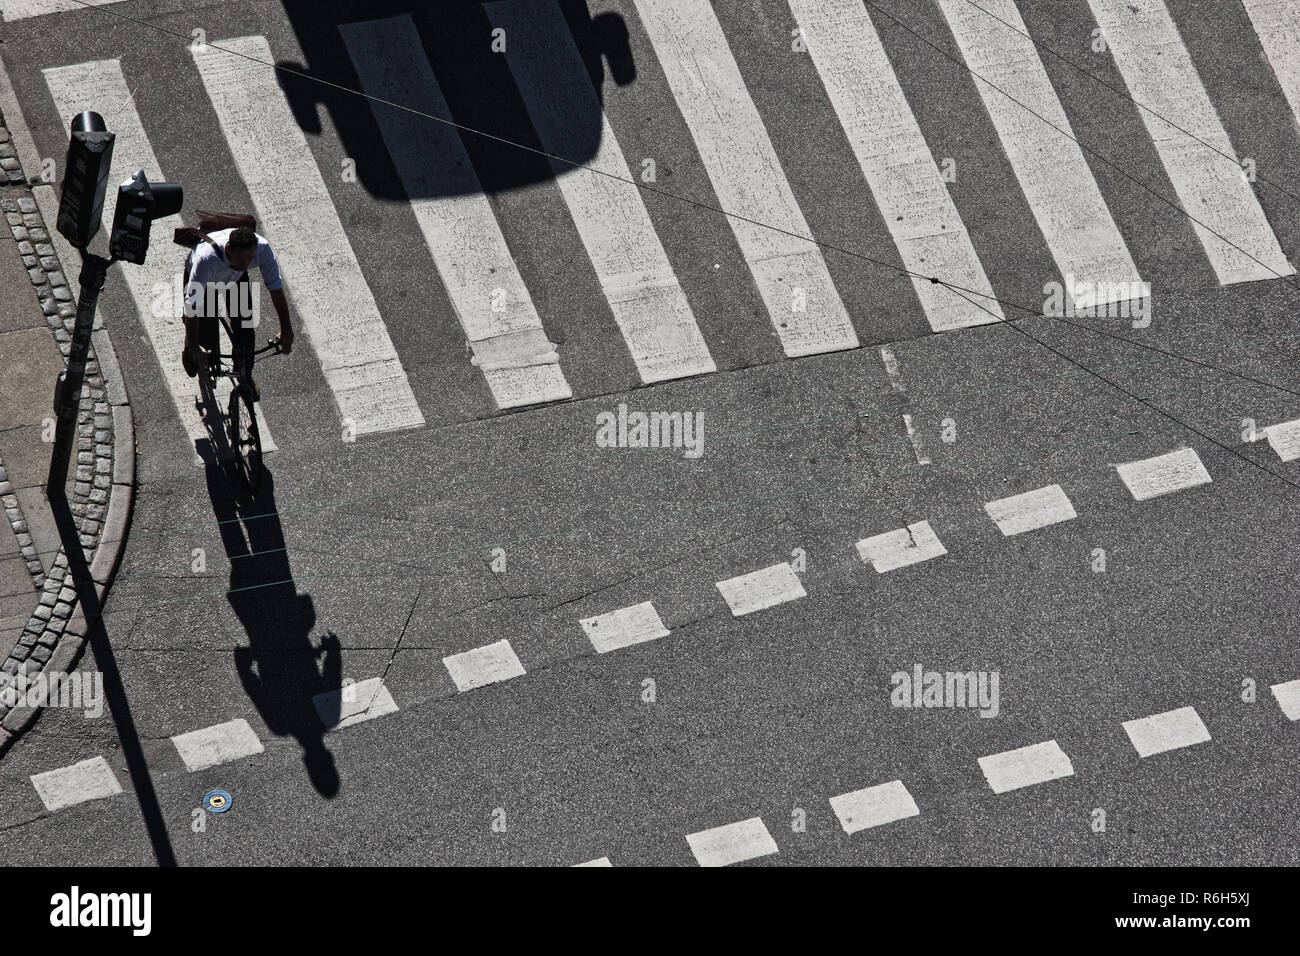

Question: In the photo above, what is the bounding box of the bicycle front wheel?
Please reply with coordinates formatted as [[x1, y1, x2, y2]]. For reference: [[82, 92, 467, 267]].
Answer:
[[227, 385, 263, 494]]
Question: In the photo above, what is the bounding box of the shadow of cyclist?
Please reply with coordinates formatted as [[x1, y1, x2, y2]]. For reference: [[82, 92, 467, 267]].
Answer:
[[202, 456, 342, 797]]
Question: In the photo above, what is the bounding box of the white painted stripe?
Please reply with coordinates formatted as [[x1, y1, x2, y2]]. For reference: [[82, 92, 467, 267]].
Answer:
[[486, 0, 715, 383], [1114, 447, 1212, 500], [1243, 0, 1300, 132], [580, 601, 670, 653], [978, 740, 1074, 793], [338, 16, 571, 409], [31, 756, 123, 811], [1263, 418, 1300, 461], [902, 413, 931, 466], [686, 817, 779, 866], [1122, 705, 1211, 757], [716, 562, 807, 616], [879, 346, 905, 392], [856, 520, 947, 572], [791, 0, 1001, 332], [938, 0, 1143, 308], [1089, 0, 1293, 284], [312, 677, 400, 730], [984, 484, 1077, 536], [1, 0, 121, 21], [634, 0, 859, 357], [573, 857, 613, 867], [1270, 678, 1300, 720], [829, 780, 920, 834], [42, 59, 278, 463], [171, 717, 265, 772], [193, 36, 424, 436], [444, 639, 526, 691]]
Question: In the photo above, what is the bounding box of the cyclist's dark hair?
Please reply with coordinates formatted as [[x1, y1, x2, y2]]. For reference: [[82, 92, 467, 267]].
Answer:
[[228, 226, 258, 251]]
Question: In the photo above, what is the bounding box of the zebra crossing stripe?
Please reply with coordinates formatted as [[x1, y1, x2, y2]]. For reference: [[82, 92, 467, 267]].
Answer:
[[1122, 705, 1211, 757], [338, 15, 572, 410], [42, 59, 278, 463], [685, 817, 779, 866], [1, 0, 122, 20], [1242, 0, 1300, 134], [192, 36, 425, 437], [938, 0, 1144, 309], [790, 0, 1002, 332], [31, 756, 123, 812], [633, 0, 860, 357], [486, 0, 716, 384], [171, 718, 265, 772], [1088, 0, 1294, 284]]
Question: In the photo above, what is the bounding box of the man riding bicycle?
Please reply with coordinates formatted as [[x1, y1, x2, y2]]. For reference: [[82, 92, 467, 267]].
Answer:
[[181, 224, 295, 398]]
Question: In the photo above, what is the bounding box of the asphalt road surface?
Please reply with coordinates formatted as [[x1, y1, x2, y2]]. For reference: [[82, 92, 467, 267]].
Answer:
[[1, 0, 1299, 866]]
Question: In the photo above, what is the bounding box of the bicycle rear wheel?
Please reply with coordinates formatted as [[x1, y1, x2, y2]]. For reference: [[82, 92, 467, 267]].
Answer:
[[227, 385, 263, 494]]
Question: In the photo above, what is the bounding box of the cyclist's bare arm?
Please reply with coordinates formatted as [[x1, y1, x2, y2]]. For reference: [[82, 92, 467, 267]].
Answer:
[[269, 287, 294, 354]]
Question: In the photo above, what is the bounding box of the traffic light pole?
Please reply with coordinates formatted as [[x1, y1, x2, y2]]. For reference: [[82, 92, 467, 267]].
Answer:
[[46, 251, 111, 500]]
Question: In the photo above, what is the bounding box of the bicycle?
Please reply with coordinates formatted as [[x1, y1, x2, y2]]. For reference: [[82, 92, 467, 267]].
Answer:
[[199, 311, 283, 494]]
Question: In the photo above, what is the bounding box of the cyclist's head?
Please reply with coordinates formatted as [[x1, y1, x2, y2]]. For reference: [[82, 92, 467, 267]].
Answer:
[[225, 227, 258, 271]]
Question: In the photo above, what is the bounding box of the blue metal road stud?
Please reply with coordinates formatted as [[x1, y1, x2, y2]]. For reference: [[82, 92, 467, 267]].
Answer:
[[203, 789, 233, 814]]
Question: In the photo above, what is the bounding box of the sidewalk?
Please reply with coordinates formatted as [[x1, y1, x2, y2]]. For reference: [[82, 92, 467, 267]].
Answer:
[[0, 101, 136, 756]]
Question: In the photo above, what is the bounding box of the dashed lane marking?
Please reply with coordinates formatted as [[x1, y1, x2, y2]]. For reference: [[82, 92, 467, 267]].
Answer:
[[580, 601, 671, 654], [1262, 418, 1300, 462], [1122, 705, 1211, 757], [715, 563, 807, 617], [856, 520, 947, 573], [685, 816, 779, 866], [443, 639, 527, 692], [1, 0, 122, 20], [313, 677, 400, 730], [171, 717, 265, 772], [829, 780, 920, 834], [984, 484, 1077, 536], [30, 756, 123, 812], [1114, 447, 1212, 500], [1270, 679, 1300, 720], [573, 857, 613, 867], [902, 413, 931, 465], [978, 740, 1075, 793]]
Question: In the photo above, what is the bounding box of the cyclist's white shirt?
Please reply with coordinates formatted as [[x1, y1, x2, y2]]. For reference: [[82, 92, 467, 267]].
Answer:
[[184, 229, 283, 315]]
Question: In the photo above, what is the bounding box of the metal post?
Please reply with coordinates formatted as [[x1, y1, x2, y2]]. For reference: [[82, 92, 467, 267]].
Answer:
[[46, 252, 110, 499]]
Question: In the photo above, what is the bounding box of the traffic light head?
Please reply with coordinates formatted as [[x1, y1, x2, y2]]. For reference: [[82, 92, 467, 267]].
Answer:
[[108, 170, 183, 265], [55, 111, 115, 249]]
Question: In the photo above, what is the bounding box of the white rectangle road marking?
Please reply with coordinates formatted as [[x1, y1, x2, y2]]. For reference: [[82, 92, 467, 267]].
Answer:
[[1122, 705, 1211, 757], [978, 740, 1075, 793], [42, 59, 278, 463], [444, 639, 526, 692], [573, 857, 613, 867], [338, 16, 571, 410], [791, 0, 1001, 332], [938, 0, 1144, 308], [1089, 0, 1293, 284], [1263, 418, 1300, 461], [856, 520, 947, 572], [1243, 0, 1300, 133], [829, 780, 920, 834], [1, 0, 121, 21], [580, 601, 670, 653], [634, 0, 859, 357], [313, 677, 400, 730], [984, 484, 1077, 536], [716, 563, 807, 616], [193, 36, 424, 436], [686, 817, 779, 866], [486, 0, 716, 384], [1270, 678, 1300, 720], [171, 718, 265, 772], [1114, 447, 1212, 500], [31, 756, 123, 811]]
